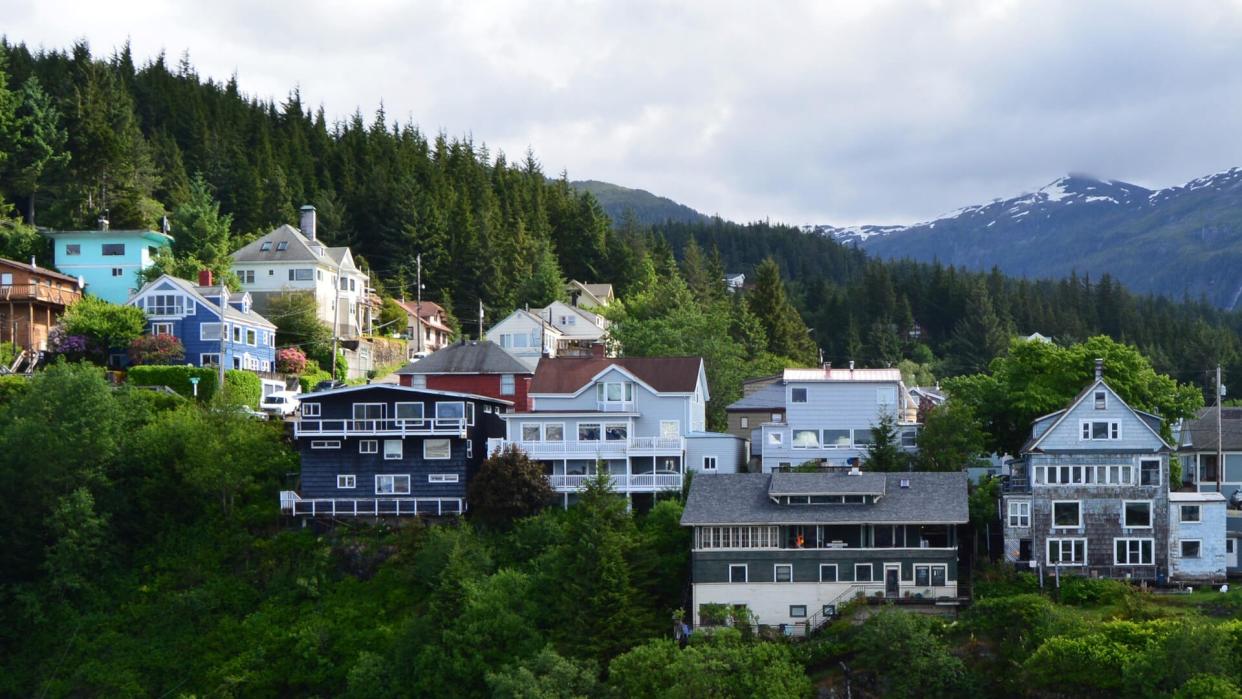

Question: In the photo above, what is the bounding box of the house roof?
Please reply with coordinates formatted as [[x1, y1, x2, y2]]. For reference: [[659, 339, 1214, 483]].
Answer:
[[1179, 407, 1242, 452], [680, 471, 969, 526], [129, 275, 276, 328], [395, 300, 452, 333], [566, 281, 614, 307], [395, 341, 532, 376], [783, 367, 902, 383], [1169, 491, 1226, 502], [299, 382, 513, 405], [768, 471, 888, 496], [489, 308, 561, 336], [541, 303, 607, 339], [726, 381, 786, 411], [530, 356, 703, 394], [43, 229, 173, 244], [231, 224, 355, 270], [1023, 378, 1170, 453], [0, 257, 82, 284]]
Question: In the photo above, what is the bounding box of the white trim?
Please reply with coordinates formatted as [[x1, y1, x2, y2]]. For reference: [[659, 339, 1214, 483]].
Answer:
[[374, 474, 411, 495], [818, 563, 838, 582], [383, 439, 403, 460], [1026, 379, 1170, 452], [311, 440, 340, 449], [199, 353, 221, 367], [854, 562, 874, 582], [1179, 539, 1202, 559], [1121, 500, 1153, 529], [1051, 500, 1082, 529], [359, 439, 378, 454], [729, 563, 748, 583], [1047, 537, 1087, 566], [424, 438, 452, 460], [428, 473, 459, 484], [1179, 504, 1202, 523], [1113, 537, 1155, 566], [702, 455, 718, 471], [773, 563, 793, 583], [1078, 419, 1121, 441], [337, 474, 356, 489], [301, 402, 321, 417], [1007, 499, 1031, 527]]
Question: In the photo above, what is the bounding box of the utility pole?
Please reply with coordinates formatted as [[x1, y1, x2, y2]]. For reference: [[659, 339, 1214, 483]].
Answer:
[[478, 300, 484, 341], [218, 284, 229, 391], [1217, 365, 1224, 493], [416, 254, 424, 354]]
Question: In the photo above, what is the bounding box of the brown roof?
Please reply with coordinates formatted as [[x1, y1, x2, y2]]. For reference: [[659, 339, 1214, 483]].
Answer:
[[396, 299, 452, 332], [531, 356, 703, 394], [0, 257, 81, 284]]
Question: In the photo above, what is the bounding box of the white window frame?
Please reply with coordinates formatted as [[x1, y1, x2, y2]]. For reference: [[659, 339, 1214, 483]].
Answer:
[[1139, 458, 1162, 487], [375, 474, 411, 495], [1079, 420, 1121, 441], [1007, 500, 1031, 527], [424, 439, 452, 460], [792, 429, 821, 449], [543, 423, 565, 442], [1122, 500, 1153, 529], [359, 439, 378, 454], [1094, 390, 1107, 410], [311, 440, 340, 449], [435, 401, 466, 425], [500, 373, 515, 395], [740, 416, 749, 428], [1180, 504, 1201, 523], [729, 564, 748, 583], [1114, 537, 1155, 566], [337, 474, 356, 489], [819, 564, 837, 582], [773, 563, 793, 583], [199, 322, 221, 341], [246, 328, 257, 345], [790, 387, 808, 403], [854, 563, 874, 582], [394, 402, 425, 424], [522, 423, 543, 442], [578, 423, 602, 442], [466, 440, 473, 458], [1051, 500, 1082, 529], [767, 431, 784, 446], [1180, 539, 1202, 559], [301, 402, 321, 417], [149, 321, 173, 336], [771, 413, 782, 423], [702, 456, 718, 471], [428, 474, 459, 484], [789, 605, 807, 618], [200, 353, 220, 367], [383, 439, 403, 460], [1047, 537, 1087, 566]]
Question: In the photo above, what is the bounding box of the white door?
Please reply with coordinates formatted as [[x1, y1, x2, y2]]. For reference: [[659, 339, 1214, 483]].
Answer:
[[661, 420, 680, 438], [1229, 538, 1238, 569]]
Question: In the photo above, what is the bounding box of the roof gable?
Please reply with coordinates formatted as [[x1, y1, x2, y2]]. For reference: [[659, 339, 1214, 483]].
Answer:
[[395, 341, 532, 375], [530, 356, 704, 395], [1025, 378, 1170, 453]]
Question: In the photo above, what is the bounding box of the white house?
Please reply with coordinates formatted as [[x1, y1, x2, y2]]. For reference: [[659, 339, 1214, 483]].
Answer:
[[538, 300, 609, 358], [230, 206, 371, 339], [485, 309, 562, 370]]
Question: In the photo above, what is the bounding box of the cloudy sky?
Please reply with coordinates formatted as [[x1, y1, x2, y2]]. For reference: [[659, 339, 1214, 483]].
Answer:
[[7, 0, 1242, 225]]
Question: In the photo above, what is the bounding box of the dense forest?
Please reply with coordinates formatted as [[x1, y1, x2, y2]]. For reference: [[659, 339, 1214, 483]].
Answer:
[[0, 38, 1239, 398]]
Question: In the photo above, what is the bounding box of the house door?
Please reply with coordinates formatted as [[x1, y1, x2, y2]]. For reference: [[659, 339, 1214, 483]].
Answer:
[[1228, 538, 1238, 569], [885, 566, 900, 597], [661, 420, 680, 438], [1019, 539, 1033, 562]]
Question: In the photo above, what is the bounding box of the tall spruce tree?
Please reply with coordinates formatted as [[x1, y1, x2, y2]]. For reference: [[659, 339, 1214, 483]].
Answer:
[[6, 76, 68, 224], [747, 257, 818, 364]]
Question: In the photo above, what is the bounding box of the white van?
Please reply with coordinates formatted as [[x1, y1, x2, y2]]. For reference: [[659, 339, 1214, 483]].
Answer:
[[260, 391, 301, 417]]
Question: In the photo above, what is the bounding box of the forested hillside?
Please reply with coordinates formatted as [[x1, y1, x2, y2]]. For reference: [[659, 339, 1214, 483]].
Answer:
[[570, 180, 710, 226]]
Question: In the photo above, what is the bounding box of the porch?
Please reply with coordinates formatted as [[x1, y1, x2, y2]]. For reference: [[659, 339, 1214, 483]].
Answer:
[[279, 491, 463, 517], [295, 417, 466, 438]]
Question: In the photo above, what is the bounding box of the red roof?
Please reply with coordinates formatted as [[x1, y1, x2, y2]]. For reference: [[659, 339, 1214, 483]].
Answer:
[[396, 299, 451, 332], [531, 356, 703, 394]]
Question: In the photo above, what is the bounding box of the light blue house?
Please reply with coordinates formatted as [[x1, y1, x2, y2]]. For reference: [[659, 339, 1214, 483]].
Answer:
[[127, 272, 277, 374], [753, 365, 919, 472], [488, 356, 746, 509], [1167, 492, 1227, 583], [45, 223, 173, 304]]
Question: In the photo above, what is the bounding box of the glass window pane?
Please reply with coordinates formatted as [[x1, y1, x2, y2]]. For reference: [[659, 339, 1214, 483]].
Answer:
[[544, 424, 564, 441]]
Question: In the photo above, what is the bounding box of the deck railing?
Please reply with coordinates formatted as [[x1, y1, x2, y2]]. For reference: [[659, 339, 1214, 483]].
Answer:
[[280, 491, 463, 517], [295, 417, 466, 437], [488, 436, 684, 458], [548, 472, 683, 492], [0, 284, 80, 305]]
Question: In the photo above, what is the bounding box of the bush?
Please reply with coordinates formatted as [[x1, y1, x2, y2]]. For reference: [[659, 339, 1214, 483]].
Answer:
[[1175, 675, 1242, 699], [1058, 576, 1132, 607], [223, 370, 262, 407], [1023, 633, 1128, 693], [128, 334, 185, 365], [972, 562, 1040, 599], [276, 347, 307, 374], [0, 375, 30, 406], [853, 610, 974, 698], [966, 594, 1078, 659], [127, 365, 262, 405], [298, 368, 333, 393]]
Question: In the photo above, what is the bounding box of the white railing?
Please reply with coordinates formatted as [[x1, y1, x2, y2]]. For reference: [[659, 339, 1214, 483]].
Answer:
[[596, 401, 635, 412], [280, 491, 463, 517], [548, 472, 683, 492], [488, 436, 684, 458], [295, 417, 466, 437]]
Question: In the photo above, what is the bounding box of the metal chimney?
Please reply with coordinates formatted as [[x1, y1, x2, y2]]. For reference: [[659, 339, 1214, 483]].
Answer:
[[1094, 358, 1104, 381], [98, 215, 110, 231], [299, 205, 317, 241]]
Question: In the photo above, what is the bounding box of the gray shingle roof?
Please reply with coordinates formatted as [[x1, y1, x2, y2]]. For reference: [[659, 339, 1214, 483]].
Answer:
[[726, 381, 786, 411], [129, 274, 276, 328], [231, 225, 356, 270], [395, 341, 531, 376], [1179, 406, 1242, 452], [680, 471, 969, 525], [768, 471, 887, 496]]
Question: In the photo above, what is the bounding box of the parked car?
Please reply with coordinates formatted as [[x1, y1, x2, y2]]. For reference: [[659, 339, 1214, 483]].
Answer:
[[239, 405, 270, 421], [314, 380, 346, 392], [261, 391, 301, 417]]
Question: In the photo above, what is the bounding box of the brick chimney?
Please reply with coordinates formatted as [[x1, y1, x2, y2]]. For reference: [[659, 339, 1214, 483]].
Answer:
[[198, 269, 213, 287], [300, 204, 317, 241]]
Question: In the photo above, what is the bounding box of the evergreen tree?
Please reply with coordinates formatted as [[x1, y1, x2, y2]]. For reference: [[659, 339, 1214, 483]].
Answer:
[[168, 174, 234, 277], [518, 238, 565, 309], [747, 257, 817, 364], [5, 76, 69, 224], [943, 280, 1009, 376], [863, 412, 907, 472]]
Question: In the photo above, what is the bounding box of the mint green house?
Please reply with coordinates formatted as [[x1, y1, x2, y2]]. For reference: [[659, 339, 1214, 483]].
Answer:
[[44, 225, 173, 304]]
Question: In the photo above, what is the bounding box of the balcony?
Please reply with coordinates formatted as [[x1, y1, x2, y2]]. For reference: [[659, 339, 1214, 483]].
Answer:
[[0, 284, 79, 306], [596, 400, 634, 412], [488, 436, 684, 459], [280, 491, 462, 516], [548, 472, 683, 493], [295, 417, 466, 438]]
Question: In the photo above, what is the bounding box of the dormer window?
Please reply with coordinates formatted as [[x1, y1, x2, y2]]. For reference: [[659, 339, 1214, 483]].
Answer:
[[596, 381, 633, 410], [260, 242, 272, 252], [276, 241, 288, 251], [1080, 420, 1120, 440], [1094, 391, 1107, 410]]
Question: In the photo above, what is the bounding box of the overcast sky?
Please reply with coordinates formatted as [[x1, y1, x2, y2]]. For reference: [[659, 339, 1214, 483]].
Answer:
[[7, 0, 1242, 225]]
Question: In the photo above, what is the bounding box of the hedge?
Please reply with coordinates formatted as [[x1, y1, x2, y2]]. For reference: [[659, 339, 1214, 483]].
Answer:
[[127, 365, 263, 405]]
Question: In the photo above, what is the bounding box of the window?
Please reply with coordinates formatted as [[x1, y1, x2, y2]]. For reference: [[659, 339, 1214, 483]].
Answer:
[[1048, 538, 1087, 565], [111, 268, 124, 276], [500, 374, 515, 395], [289, 268, 313, 281], [1181, 540, 1202, 559], [466, 403, 475, 426], [915, 565, 931, 586], [522, 423, 542, 441], [239, 270, 255, 284], [436, 402, 465, 424], [822, 429, 851, 448], [0, 274, 10, 286], [466, 441, 473, 458], [150, 322, 173, 335], [740, 416, 749, 428], [544, 424, 564, 442], [375, 474, 411, 495], [793, 429, 820, 448], [260, 241, 272, 251], [578, 424, 601, 441], [901, 429, 918, 448], [337, 475, 356, 489], [789, 605, 807, 618], [767, 431, 784, 446], [311, 440, 340, 449], [1180, 504, 1202, 523], [1229, 539, 1236, 555], [383, 440, 403, 460], [1094, 390, 1107, 409], [199, 322, 221, 341], [729, 564, 748, 583], [232, 325, 242, 342], [424, 439, 451, 459], [429, 474, 459, 483], [1052, 501, 1081, 529], [791, 388, 808, 403], [302, 402, 320, 417], [695, 526, 780, 550], [246, 329, 256, 345], [200, 353, 220, 366], [1123, 501, 1152, 528], [359, 440, 378, 454], [1080, 420, 1120, 440], [703, 456, 718, 471], [145, 293, 184, 315], [597, 381, 633, 405], [1114, 538, 1154, 565], [276, 241, 288, 251], [771, 413, 782, 423], [605, 423, 628, 441], [932, 567, 946, 586], [774, 564, 793, 583], [1140, 459, 1161, 486], [819, 564, 837, 582], [395, 402, 424, 424], [854, 563, 874, 582], [102, 243, 125, 256], [1008, 500, 1031, 527], [66, 244, 81, 256], [852, 428, 874, 447]]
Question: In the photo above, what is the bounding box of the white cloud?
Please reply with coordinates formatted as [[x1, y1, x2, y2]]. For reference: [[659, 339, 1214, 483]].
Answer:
[[6, 0, 1242, 225]]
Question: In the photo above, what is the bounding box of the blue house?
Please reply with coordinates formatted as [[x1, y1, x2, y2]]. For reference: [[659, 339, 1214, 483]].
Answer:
[[127, 272, 277, 373], [44, 222, 173, 304], [281, 384, 510, 517]]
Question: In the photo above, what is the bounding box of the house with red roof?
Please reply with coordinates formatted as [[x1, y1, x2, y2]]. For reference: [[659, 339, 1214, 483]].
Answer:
[[396, 299, 453, 356]]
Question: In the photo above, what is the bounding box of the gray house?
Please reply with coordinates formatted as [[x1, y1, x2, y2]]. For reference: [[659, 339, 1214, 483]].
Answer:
[[1002, 363, 1173, 581], [681, 470, 968, 632], [1177, 407, 1242, 574], [488, 356, 746, 509]]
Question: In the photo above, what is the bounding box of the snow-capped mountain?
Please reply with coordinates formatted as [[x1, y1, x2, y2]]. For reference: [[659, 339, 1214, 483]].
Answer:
[[812, 169, 1242, 308]]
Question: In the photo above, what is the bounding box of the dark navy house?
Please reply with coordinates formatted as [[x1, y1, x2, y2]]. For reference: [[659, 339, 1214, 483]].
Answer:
[[280, 384, 509, 517]]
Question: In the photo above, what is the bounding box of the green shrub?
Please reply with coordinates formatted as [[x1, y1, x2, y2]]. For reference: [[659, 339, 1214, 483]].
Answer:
[[966, 593, 1078, 659], [127, 365, 262, 405], [0, 374, 31, 406], [1058, 575, 1132, 606], [298, 368, 333, 393], [853, 610, 974, 698], [972, 562, 1040, 599], [222, 370, 262, 407], [1024, 633, 1128, 693], [1174, 675, 1242, 699]]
